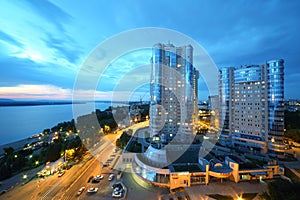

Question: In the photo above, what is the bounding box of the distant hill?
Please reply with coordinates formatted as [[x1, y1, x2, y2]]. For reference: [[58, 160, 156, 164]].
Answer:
[[0, 100, 82, 107], [0, 98, 15, 104], [0, 98, 15, 102]]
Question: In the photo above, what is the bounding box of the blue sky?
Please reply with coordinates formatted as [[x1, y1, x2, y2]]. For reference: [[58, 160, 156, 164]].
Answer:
[[0, 0, 299, 100]]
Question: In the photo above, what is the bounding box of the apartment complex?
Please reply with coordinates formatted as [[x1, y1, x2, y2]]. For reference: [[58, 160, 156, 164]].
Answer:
[[219, 59, 285, 156], [149, 43, 199, 146]]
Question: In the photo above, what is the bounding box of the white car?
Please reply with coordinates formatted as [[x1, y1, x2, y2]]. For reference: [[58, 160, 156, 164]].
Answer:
[[108, 174, 114, 181], [77, 187, 85, 196], [112, 190, 122, 198], [58, 171, 65, 177], [87, 187, 98, 193], [95, 175, 104, 180]]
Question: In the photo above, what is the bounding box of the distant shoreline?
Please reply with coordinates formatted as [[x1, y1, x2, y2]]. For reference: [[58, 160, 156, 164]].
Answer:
[[0, 101, 84, 107], [0, 137, 39, 156], [0, 100, 141, 107], [0, 101, 145, 150]]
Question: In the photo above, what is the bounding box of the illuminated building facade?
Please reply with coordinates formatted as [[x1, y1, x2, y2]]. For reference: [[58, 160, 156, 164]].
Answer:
[[149, 43, 199, 146], [219, 59, 285, 156]]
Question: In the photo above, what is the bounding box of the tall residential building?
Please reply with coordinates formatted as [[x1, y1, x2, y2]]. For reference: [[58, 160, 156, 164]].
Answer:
[[208, 95, 219, 111], [219, 59, 285, 156], [149, 43, 199, 146]]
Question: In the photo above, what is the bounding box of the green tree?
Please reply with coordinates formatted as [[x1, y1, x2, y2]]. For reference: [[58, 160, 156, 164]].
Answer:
[[45, 143, 62, 162]]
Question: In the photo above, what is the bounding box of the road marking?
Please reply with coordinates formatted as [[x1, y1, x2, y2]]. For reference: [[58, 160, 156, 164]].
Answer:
[[57, 140, 112, 199], [40, 178, 62, 200]]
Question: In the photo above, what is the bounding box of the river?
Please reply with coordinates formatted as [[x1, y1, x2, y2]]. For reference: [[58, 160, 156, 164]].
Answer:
[[0, 102, 127, 145]]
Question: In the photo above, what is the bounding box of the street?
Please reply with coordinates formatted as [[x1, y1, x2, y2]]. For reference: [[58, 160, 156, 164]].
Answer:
[[0, 121, 158, 200], [0, 132, 122, 200]]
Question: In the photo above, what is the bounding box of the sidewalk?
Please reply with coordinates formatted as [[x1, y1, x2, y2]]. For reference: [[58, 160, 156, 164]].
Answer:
[[0, 165, 44, 192], [289, 168, 300, 179]]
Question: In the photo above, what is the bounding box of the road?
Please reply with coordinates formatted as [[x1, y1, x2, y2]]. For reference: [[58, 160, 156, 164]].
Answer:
[[1, 132, 122, 200], [0, 121, 158, 200]]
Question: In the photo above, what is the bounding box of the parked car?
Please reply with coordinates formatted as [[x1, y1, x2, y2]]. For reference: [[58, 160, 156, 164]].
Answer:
[[76, 187, 85, 196], [108, 174, 114, 181], [92, 178, 100, 183], [87, 187, 98, 193], [95, 175, 104, 180], [112, 190, 122, 198], [88, 176, 94, 183], [114, 187, 123, 193], [112, 183, 122, 189], [58, 171, 65, 177]]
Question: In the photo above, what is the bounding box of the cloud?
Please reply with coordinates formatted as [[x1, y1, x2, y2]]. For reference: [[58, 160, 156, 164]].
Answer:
[[0, 30, 24, 48], [0, 84, 145, 101], [1, 0, 300, 100], [43, 33, 83, 64], [0, 56, 77, 89], [0, 84, 71, 99], [22, 0, 72, 32], [3, 0, 84, 66]]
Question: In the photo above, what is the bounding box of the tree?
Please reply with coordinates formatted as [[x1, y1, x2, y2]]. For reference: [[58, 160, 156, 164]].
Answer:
[[45, 143, 62, 162], [43, 128, 50, 135], [65, 149, 75, 162], [3, 147, 14, 156], [103, 125, 111, 134]]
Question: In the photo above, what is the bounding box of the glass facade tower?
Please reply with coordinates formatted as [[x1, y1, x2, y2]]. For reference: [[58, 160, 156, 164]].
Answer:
[[219, 59, 285, 156], [149, 43, 199, 147], [266, 59, 285, 154]]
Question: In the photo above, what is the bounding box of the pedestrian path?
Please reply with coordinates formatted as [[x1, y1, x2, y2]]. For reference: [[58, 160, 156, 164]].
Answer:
[[289, 168, 300, 179]]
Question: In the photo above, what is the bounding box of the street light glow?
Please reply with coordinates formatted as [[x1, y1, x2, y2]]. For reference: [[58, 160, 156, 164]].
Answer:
[[23, 174, 28, 179]]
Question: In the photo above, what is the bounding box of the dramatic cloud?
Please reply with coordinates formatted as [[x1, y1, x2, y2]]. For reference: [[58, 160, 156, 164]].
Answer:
[[0, 84, 145, 101], [0, 0, 299, 100], [22, 0, 72, 32], [0, 30, 24, 48]]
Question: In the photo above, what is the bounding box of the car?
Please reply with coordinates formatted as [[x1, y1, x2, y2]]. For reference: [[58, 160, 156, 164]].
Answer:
[[95, 175, 104, 180], [114, 187, 123, 193], [112, 190, 122, 198], [58, 171, 65, 177], [76, 187, 85, 196], [108, 174, 114, 181], [92, 178, 100, 183], [112, 183, 122, 188], [87, 187, 98, 193], [88, 176, 94, 183]]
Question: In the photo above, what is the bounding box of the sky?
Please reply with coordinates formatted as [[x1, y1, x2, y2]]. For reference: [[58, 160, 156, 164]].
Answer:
[[0, 0, 300, 101]]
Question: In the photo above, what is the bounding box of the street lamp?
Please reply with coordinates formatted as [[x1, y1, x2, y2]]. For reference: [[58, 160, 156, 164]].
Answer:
[[23, 174, 28, 179], [236, 195, 243, 200], [271, 137, 275, 143]]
